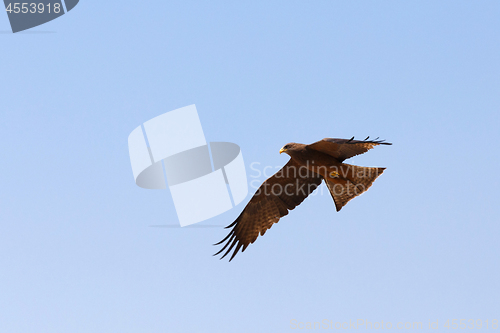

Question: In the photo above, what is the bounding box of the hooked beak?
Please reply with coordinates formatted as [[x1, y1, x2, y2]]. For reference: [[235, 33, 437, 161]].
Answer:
[[279, 148, 286, 154]]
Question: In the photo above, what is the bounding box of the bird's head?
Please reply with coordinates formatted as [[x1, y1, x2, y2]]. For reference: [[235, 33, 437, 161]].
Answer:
[[279, 142, 301, 156]]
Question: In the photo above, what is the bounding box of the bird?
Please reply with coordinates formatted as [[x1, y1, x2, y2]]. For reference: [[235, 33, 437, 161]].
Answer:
[[214, 137, 392, 261]]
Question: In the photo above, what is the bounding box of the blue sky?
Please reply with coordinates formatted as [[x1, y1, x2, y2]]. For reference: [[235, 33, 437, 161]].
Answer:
[[1, 1, 499, 332]]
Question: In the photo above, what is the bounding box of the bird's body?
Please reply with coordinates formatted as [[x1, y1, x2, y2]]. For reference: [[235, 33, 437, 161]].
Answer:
[[215, 137, 391, 261], [284, 144, 342, 177]]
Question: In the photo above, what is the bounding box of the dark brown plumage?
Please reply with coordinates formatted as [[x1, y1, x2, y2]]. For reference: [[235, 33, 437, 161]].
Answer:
[[214, 137, 391, 261]]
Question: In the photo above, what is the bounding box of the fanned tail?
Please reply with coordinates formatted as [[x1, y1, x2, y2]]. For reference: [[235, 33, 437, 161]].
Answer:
[[324, 164, 385, 211]]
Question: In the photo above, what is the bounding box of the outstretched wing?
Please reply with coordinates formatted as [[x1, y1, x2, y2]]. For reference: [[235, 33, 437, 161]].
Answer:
[[307, 136, 392, 162], [214, 159, 322, 261]]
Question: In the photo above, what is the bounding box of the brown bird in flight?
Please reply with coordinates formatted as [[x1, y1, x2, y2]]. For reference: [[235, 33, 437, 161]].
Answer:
[[214, 137, 391, 261]]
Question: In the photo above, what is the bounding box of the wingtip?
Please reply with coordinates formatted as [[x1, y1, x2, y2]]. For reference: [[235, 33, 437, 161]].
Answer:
[[369, 137, 392, 145], [224, 220, 238, 229]]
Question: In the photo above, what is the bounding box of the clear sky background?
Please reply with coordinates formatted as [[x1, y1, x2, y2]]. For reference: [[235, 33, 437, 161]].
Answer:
[[1, 1, 499, 332]]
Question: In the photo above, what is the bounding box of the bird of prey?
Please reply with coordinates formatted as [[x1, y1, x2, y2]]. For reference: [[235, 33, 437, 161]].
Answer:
[[214, 137, 391, 261]]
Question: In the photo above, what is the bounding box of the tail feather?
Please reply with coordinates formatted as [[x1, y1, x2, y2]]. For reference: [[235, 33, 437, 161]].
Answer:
[[324, 164, 385, 211]]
